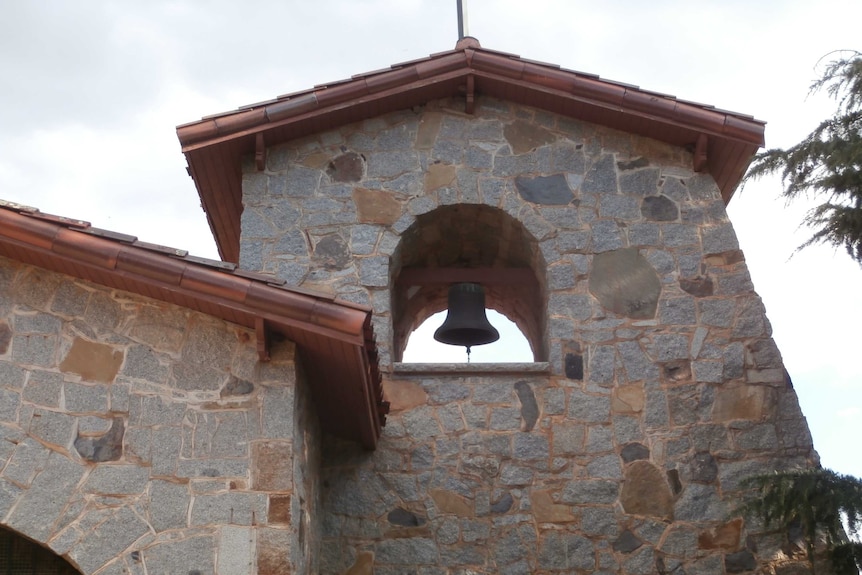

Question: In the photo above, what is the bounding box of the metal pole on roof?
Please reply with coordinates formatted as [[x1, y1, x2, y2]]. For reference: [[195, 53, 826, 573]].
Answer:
[[457, 0, 467, 40]]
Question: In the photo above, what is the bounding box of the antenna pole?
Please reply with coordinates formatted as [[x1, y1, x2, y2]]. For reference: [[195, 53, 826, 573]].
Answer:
[[457, 0, 465, 40]]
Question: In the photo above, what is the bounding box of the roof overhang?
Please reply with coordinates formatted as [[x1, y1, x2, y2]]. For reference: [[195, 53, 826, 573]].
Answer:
[[178, 38, 765, 263], [0, 201, 386, 449]]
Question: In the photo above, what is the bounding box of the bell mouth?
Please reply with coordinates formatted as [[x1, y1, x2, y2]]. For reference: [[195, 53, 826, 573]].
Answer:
[[433, 326, 500, 347]]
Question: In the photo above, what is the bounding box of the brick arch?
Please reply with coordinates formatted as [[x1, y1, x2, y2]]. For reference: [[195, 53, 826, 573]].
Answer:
[[390, 204, 547, 362], [0, 525, 81, 574]]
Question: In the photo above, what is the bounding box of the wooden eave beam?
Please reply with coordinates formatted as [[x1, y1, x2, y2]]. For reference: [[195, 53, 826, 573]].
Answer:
[[694, 133, 708, 172]]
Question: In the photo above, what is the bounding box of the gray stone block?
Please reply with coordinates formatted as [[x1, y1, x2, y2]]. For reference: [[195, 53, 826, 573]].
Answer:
[[151, 427, 182, 476], [499, 464, 533, 486], [659, 297, 697, 325], [0, 388, 19, 423], [122, 346, 168, 384], [14, 312, 61, 334], [65, 382, 109, 413], [587, 345, 616, 385], [628, 222, 661, 246], [590, 220, 624, 252], [582, 154, 617, 194], [147, 480, 190, 532], [141, 536, 215, 575], [376, 537, 439, 565], [537, 531, 596, 572], [367, 151, 419, 178], [404, 406, 442, 439], [661, 223, 699, 247], [12, 334, 57, 367], [191, 492, 268, 526], [84, 465, 149, 495], [600, 194, 641, 219], [358, 256, 390, 287], [586, 425, 614, 453], [489, 407, 521, 431], [2, 437, 50, 486], [68, 506, 150, 574], [51, 282, 91, 318], [512, 433, 549, 460], [650, 334, 690, 362], [6, 452, 84, 541], [218, 526, 254, 575], [30, 408, 75, 448], [261, 385, 295, 439], [674, 484, 727, 521], [567, 389, 610, 422]]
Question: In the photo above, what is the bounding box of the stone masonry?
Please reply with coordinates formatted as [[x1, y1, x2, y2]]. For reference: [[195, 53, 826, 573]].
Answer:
[[0, 256, 318, 574], [239, 96, 818, 573]]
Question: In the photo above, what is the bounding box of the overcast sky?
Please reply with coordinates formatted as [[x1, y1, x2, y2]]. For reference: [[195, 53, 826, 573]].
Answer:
[[1, 1, 860, 477]]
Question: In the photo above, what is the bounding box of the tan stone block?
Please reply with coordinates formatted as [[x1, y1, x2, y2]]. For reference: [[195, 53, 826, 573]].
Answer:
[[612, 383, 644, 414], [345, 551, 374, 575], [256, 527, 292, 575], [620, 461, 674, 520], [531, 490, 575, 523], [353, 188, 403, 224], [746, 368, 784, 384], [416, 112, 443, 149], [430, 489, 473, 517], [252, 441, 293, 491], [713, 385, 767, 422], [59, 337, 123, 383], [424, 163, 456, 193], [268, 494, 291, 525], [503, 119, 556, 154], [302, 151, 331, 169], [383, 379, 428, 412], [698, 518, 742, 550]]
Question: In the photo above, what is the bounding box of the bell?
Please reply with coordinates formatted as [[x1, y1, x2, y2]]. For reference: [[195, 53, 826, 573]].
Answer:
[[434, 283, 500, 356]]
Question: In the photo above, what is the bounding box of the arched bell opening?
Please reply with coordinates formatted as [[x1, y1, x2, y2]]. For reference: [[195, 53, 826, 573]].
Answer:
[[0, 526, 81, 574], [391, 204, 547, 363]]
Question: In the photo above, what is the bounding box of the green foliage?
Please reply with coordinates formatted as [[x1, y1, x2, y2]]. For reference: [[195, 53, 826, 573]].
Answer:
[[740, 468, 862, 574], [745, 51, 862, 264]]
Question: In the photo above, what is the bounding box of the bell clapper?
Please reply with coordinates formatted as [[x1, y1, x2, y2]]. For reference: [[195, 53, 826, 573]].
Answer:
[[466, 345, 471, 363]]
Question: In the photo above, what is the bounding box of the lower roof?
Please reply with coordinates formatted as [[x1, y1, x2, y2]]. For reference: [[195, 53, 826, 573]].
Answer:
[[0, 200, 386, 449]]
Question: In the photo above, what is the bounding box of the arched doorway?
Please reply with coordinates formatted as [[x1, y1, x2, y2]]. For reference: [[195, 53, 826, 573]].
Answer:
[[0, 527, 80, 575]]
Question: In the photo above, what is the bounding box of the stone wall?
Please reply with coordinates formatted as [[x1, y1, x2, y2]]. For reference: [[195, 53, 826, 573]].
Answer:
[[243, 97, 819, 573], [0, 257, 317, 574]]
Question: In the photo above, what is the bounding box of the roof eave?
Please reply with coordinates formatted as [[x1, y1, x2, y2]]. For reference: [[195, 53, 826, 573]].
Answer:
[[0, 203, 384, 449]]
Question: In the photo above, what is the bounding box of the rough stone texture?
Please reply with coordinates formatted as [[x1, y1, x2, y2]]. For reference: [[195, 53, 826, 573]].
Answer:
[[0, 257, 315, 575], [589, 248, 662, 319], [620, 461, 675, 520], [0, 96, 820, 574], [515, 174, 573, 205], [59, 337, 123, 383]]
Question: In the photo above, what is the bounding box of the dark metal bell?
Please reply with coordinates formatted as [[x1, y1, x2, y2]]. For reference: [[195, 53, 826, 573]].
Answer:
[[434, 283, 500, 350]]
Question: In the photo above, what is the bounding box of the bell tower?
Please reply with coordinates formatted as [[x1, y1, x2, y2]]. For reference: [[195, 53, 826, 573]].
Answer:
[[178, 39, 819, 575]]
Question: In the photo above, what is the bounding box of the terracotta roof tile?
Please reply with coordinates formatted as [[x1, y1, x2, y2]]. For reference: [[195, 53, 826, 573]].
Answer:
[[176, 39, 764, 265]]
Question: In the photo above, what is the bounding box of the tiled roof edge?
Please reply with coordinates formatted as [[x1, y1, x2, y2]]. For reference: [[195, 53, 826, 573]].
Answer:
[[176, 43, 765, 149], [0, 203, 372, 343]]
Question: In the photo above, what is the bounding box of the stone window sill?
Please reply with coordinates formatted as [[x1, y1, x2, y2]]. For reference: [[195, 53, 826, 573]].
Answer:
[[392, 362, 550, 375]]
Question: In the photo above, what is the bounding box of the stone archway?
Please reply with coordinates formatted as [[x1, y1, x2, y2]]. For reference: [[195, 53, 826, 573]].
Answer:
[[0, 527, 80, 574], [390, 204, 547, 362]]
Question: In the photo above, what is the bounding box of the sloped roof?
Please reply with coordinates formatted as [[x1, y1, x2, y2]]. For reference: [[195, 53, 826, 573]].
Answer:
[[178, 37, 766, 263], [0, 201, 386, 449]]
